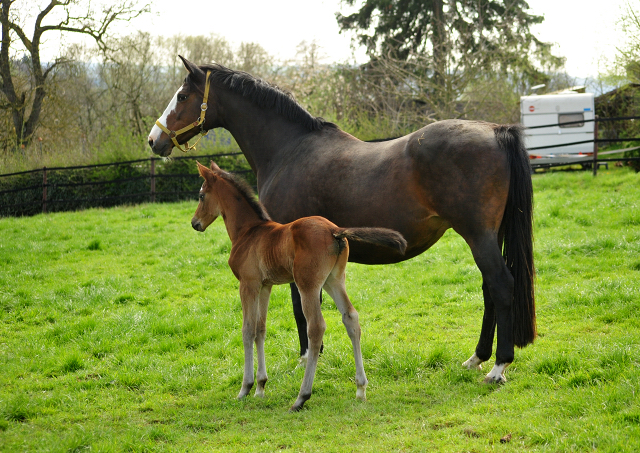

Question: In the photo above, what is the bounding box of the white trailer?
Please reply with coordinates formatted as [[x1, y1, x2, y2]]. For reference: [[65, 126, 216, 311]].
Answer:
[[520, 92, 595, 158]]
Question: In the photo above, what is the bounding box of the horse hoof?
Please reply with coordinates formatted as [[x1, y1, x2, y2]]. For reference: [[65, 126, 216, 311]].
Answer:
[[483, 362, 509, 384], [297, 352, 308, 369], [462, 353, 483, 370], [356, 386, 367, 401], [483, 374, 506, 385]]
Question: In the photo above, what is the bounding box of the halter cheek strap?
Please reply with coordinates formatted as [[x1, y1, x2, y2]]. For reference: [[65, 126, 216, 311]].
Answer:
[[155, 70, 212, 153]]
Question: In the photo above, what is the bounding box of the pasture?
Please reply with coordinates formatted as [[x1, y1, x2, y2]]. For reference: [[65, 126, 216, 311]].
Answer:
[[1, 168, 639, 452]]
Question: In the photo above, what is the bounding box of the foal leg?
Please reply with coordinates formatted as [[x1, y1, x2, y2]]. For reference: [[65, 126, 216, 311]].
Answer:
[[238, 281, 261, 399], [290, 285, 326, 412], [467, 233, 515, 384], [254, 285, 271, 397], [323, 271, 368, 401]]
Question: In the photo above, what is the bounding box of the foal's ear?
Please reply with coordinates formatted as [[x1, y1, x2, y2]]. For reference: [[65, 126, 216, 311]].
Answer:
[[210, 160, 222, 172], [179, 55, 205, 83], [197, 161, 214, 180]]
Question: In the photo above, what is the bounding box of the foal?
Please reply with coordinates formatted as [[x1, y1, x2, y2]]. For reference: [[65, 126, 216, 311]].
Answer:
[[192, 161, 407, 411]]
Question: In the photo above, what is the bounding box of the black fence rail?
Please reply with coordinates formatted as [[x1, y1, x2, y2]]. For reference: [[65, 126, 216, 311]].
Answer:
[[0, 152, 252, 217], [525, 115, 640, 173], [2, 115, 640, 217]]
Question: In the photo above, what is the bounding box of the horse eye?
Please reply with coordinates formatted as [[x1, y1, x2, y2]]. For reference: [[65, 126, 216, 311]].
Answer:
[[177, 93, 188, 102], [199, 193, 205, 201]]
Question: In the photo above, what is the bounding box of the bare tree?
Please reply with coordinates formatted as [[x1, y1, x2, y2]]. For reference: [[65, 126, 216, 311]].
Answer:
[[0, 0, 150, 148]]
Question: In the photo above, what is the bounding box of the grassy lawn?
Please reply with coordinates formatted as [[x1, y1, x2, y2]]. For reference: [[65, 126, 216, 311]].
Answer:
[[1, 167, 639, 452]]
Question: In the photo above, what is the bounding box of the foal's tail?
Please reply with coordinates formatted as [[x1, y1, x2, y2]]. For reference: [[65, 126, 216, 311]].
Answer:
[[334, 228, 407, 255], [494, 125, 536, 348]]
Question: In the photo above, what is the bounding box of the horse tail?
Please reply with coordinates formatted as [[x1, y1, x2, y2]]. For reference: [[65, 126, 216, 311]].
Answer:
[[333, 228, 407, 255], [494, 124, 536, 348]]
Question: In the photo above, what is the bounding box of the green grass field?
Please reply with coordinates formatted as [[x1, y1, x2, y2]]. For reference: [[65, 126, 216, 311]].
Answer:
[[1, 168, 639, 452]]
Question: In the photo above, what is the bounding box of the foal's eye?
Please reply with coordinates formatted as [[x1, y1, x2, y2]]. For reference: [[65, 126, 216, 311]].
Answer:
[[177, 93, 188, 102], [199, 193, 205, 201]]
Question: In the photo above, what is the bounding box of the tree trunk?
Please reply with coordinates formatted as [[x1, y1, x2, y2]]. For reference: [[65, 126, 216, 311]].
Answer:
[[431, 0, 445, 90]]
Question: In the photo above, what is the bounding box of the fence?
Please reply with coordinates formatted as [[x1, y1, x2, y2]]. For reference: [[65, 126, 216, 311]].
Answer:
[[526, 115, 640, 174], [2, 116, 640, 217], [0, 152, 252, 217]]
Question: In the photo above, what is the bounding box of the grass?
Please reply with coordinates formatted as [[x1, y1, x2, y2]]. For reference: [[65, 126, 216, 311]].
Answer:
[[0, 167, 639, 452]]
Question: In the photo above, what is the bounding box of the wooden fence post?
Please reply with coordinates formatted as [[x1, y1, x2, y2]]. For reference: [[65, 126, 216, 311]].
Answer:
[[593, 116, 599, 176], [42, 166, 48, 214], [150, 158, 156, 203]]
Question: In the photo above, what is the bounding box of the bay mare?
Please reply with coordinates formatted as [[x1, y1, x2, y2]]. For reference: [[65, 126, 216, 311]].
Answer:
[[148, 56, 535, 384], [191, 160, 406, 410]]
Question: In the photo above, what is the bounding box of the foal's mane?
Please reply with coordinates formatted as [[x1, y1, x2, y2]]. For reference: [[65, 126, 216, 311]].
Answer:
[[217, 170, 271, 222], [194, 63, 336, 132]]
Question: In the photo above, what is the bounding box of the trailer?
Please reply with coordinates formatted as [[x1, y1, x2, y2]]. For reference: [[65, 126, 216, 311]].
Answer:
[[520, 91, 595, 161]]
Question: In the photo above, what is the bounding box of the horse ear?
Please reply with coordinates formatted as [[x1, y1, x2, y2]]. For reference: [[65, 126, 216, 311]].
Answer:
[[210, 160, 222, 172], [179, 55, 205, 83]]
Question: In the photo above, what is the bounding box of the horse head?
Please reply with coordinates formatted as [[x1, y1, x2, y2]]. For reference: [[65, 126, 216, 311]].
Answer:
[[148, 56, 218, 156]]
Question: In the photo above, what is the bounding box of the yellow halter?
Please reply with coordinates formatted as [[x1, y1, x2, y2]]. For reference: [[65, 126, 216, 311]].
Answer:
[[155, 71, 212, 152]]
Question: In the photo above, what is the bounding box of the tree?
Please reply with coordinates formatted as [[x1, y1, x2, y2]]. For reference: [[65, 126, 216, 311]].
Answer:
[[336, 0, 564, 120], [0, 0, 149, 148]]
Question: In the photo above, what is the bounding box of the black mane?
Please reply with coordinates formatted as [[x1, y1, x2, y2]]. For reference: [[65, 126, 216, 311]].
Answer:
[[218, 170, 271, 222], [195, 63, 336, 132]]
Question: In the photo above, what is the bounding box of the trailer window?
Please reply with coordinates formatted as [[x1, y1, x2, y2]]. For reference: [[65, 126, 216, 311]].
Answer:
[[558, 113, 585, 128]]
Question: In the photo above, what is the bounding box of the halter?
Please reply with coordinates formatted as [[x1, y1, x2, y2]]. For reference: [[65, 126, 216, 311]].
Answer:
[[155, 70, 212, 152]]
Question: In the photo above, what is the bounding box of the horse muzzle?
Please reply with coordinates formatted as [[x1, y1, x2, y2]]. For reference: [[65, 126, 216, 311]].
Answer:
[[148, 136, 173, 157]]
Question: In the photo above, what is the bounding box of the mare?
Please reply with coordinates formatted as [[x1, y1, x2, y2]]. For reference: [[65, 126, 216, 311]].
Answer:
[[191, 161, 407, 411], [148, 56, 536, 384]]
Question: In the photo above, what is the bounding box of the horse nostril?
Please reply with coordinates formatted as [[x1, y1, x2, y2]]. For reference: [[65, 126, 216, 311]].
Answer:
[[148, 137, 154, 148]]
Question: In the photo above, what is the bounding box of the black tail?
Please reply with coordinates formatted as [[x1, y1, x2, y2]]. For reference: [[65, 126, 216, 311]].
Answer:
[[495, 125, 536, 347], [334, 228, 407, 255]]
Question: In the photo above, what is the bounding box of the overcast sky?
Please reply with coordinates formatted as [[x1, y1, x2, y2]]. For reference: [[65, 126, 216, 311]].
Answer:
[[36, 0, 631, 79]]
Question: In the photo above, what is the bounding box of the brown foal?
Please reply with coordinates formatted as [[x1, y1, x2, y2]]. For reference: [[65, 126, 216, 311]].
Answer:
[[191, 161, 407, 411]]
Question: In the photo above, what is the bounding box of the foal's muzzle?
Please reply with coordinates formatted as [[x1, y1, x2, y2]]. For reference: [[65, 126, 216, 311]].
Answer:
[[191, 218, 204, 232]]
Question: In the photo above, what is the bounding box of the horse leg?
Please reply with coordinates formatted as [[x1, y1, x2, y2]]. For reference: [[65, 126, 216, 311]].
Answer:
[[254, 285, 271, 397], [290, 283, 309, 358], [290, 285, 326, 411], [466, 233, 514, 384], [238, 281, 261, 399], [291, 283, 323, 362], [323, 271, 368, 401], [462, 282, 496, 370]]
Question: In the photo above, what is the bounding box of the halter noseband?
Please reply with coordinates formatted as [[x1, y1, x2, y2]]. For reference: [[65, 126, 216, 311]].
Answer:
[[155, 70, 212, 153]]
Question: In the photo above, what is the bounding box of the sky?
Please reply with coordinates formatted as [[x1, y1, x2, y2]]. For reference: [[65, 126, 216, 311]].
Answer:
[[34, 0, 632, 79]]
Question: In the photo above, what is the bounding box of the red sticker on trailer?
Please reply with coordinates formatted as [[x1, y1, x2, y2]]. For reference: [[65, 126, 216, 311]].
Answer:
[[529, 105, 535, 112]]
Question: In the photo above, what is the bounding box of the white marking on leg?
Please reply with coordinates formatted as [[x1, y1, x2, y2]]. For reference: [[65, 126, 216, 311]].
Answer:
[[149, 88, 180, 142], [483, 362, 510, 384], [462, 352, 484, 370], [297, 350, 308, 368]]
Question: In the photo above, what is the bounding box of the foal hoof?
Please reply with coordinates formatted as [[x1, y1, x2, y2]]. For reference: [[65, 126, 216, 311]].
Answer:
[[289, 393, 311, 412]]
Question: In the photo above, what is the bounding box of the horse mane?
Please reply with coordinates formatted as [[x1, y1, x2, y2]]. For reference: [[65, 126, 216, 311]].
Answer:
[[195, 63, 336, 132], [217, 170, 271, 222]]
